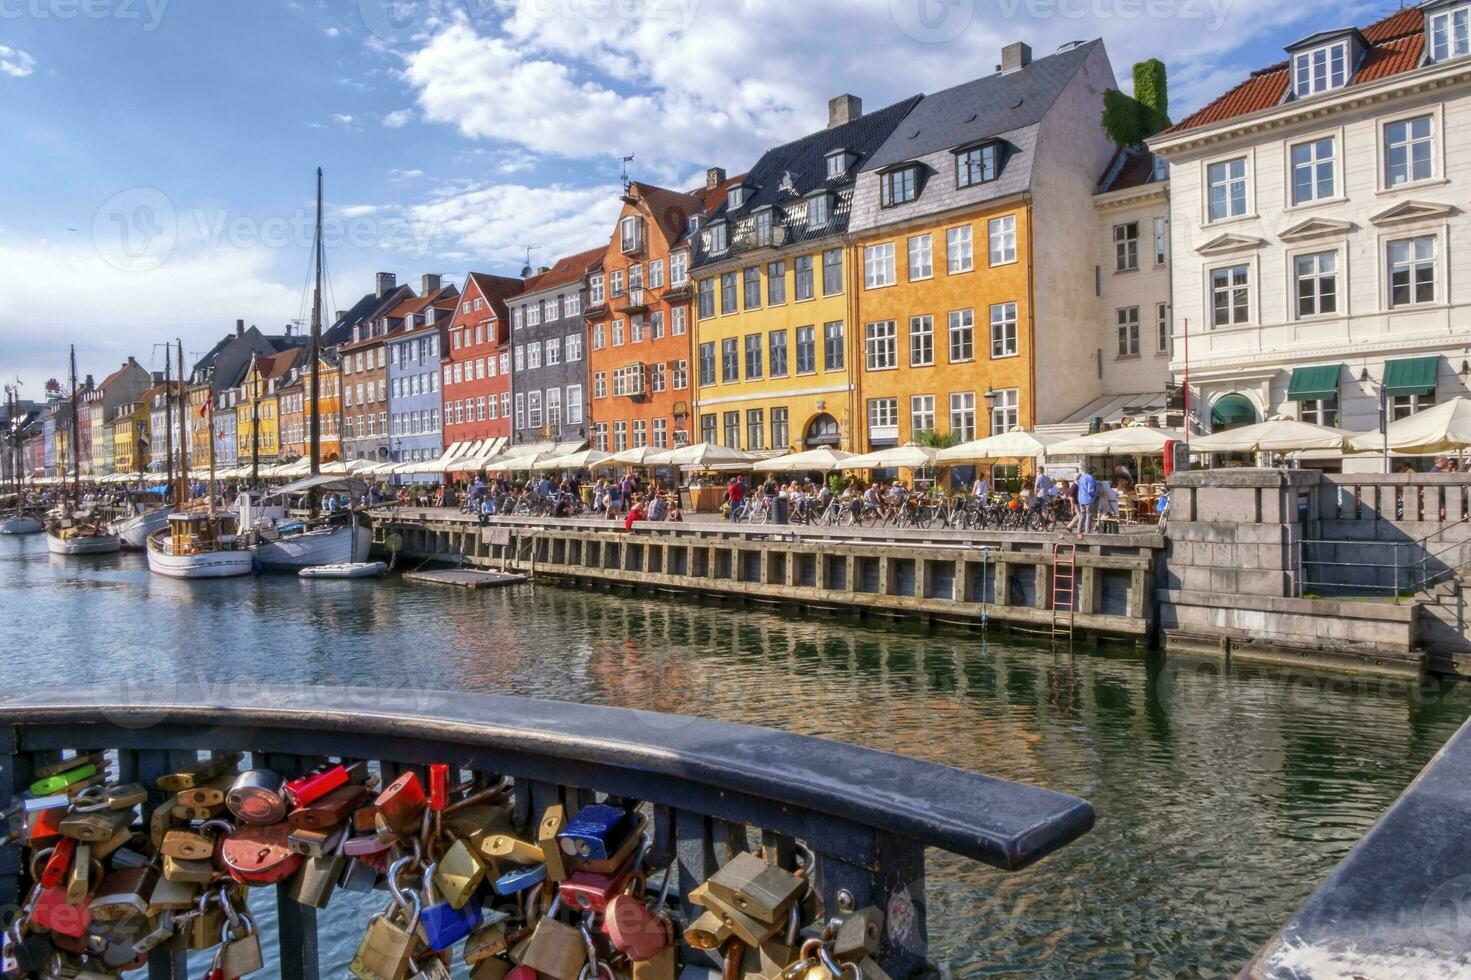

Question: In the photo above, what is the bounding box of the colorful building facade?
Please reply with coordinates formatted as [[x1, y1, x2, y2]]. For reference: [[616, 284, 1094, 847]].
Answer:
[[510, 248, 601, 450], [442, 272, 524, 454]]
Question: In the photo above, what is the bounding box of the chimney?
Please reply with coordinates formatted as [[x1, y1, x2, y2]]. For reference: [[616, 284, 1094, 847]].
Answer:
[[235, 318, 244, 337], [152, 371, 163, 385], [84, 374, 94, 390], [828, 94, 862, 129], [421, 273, 441, 295], [538, 266, 551, 274], [335, 310, 346, 323], [705, 167, 726, 190], [1000, 42, 1032, 72], [376, 272, 397, 297]]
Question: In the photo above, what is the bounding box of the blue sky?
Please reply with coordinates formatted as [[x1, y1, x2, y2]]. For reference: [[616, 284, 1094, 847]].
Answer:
[[1, 0, 1379, 392]]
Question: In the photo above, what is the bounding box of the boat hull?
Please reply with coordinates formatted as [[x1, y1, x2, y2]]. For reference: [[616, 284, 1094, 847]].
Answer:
[[0, 516, 43, 535], [47, 532, 121, 555], [298, 561, 387, 579], [147, 537, 254, 579], [113, 509, 170, 550], [254, 525, 372, 570]]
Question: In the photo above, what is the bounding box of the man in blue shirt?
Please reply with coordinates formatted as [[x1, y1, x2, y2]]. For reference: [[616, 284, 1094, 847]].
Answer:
[[1076, 467, 1098, 534]]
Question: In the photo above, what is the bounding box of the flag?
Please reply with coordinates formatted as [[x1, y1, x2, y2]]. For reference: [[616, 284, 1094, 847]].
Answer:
[[198, 389, 212, 419]]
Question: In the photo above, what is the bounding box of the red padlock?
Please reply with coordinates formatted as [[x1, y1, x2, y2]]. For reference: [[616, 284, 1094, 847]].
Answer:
[[428, 764, 449, 812], [559, 863, 639, 916], [283, 762, 357, 809], [31, 886, 91, 937], [374, 772, 427, 833], [40, 838, 77, 888], [220, 823, 303, 886], [603, 892, 673, 961], [506, 966, 538, 980]]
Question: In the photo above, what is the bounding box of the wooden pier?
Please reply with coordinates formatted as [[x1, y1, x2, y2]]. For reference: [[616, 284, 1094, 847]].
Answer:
[[403, 567, 529, 589]]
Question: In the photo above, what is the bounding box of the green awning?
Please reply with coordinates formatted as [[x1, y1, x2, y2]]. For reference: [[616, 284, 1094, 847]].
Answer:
[[1286, 364, 1341, 401], [1383, 356, 1440, 396], [1210, 394, 1257, 430]]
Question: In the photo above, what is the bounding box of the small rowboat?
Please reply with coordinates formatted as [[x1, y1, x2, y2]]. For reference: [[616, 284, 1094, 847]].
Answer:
[[297, 561, 388, 580]]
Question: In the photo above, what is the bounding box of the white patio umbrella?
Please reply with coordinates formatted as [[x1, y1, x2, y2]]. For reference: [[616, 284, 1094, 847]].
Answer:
[[1190, 417, 1362, 453], [594, 446, 661, 468], [842, 443, 940, 469], [1348, 397, 1471, 455], [653, 442, 755, 468], [1045, 427, 1187, 457], [752, 446, 853, 472], [535, 449, 611, 471], [936, 429, 1060, 462]]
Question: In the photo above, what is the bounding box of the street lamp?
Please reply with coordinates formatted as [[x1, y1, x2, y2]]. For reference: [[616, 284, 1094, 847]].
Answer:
[[982, 385, 999, 432]]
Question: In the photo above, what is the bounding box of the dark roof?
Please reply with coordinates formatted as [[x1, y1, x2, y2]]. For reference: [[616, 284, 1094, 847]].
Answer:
[[1167, 7, 1424, 134], [864, 40, 1100, 172], [465, 272, 526, 322], [628, 183, 707, 245], [522, 246, 605, 296], [323, 284, 416, 347], [1096, 147, 1166, 193]]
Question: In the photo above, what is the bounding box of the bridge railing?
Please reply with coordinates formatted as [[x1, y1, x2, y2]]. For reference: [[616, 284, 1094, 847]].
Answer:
[[0, 685, 1094, 979]]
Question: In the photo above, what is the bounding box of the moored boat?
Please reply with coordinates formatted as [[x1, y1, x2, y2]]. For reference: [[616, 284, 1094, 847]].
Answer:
[[0, 515, 42, 535], [146, 512, 253, 579], [46, 521, 121, 555], [254, 520, 372, 571], [298, 560, 388, 579], [112, 507, 170, 550]]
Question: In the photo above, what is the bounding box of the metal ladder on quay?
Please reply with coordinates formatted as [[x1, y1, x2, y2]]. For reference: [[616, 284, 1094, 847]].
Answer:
[[1050, 540, 1077, 640]]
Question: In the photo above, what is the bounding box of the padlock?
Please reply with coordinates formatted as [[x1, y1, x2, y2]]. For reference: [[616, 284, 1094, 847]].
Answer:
[[517, 897, 586, 980], [156, 753, 241, 792], [65, 844, 97, 905], [25, 794, 70, 843], [830, 907, 883, 961], [463, 919, 508, 965], [149, 793, 182, 850], [705, 852, 804, 925], [374, 772, 427, 835], [566, 815, 647, 875], [483, 835, 542, 866], [605, 892, 673, 961], [430, 838, 484, 909], [633, 945, 677, 980], [161, 854, 215, 884], [683, 909, 733, 950], [409, 953, 453, 980], [286, 824, 343, 859], [690, 882, 781, 948], [101, 936, 149, 971], [288, 825, 348, 910], [57, 807, 131, 843], [185, 892, 229, 950], [89, 866, 158, 925], [31, 886, 93, 937], [108, 847, 151, 870], [442, 803, 513, 852], [225, 770, 288, 826], [216, 908, 264, 978], [161, 817, 234, 861], [29, 762, 99, 797], [130, 911, 178, 954], [416, 861, 481, 952], [32, 751, 106, 780], [353, 805, 383, 835], [339, 855, 382, 894], [174, 800, 229, 821], [147, 875, 200, 914], [174, 772, 237, 809], [70, 783, 148, 812], [556, 804, 633, 862], [89, 823, 133, 862], [287, 782, 370, 831], [852, 955, 892, 980], [741, 936, 800, 978], [561, 863, 640, 915], [5, 922, 55, 975], [283, 761, 359, 809], [221, 822, 301, 886], [40, 838, 77, 888], [469, 958, 512, 980], [537, 805, 568, 882], [491, 863, 546, 896], [350, 883, 423, 980]]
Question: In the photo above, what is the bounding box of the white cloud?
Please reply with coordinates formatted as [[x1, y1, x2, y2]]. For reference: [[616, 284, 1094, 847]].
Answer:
[[0, 45, 36, 78], [337, 205, 380, 218], [330, 113, 356, 125], [323, 26, 342, 38], [388, 168, 425, 180], [382, 108, 413, 128], [402, 182, 621, 268]]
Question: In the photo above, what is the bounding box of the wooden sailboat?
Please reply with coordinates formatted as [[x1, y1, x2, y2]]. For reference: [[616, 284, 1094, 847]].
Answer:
[[0, 383, 41, 534], [147, 340, 253, 578], [46, 346, 120, 555]]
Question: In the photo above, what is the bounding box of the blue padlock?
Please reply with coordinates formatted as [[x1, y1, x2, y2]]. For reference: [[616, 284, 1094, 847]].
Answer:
[[493, 862, 547, 896], [418, 861, 483, 951], [556, 804, 633, 861]]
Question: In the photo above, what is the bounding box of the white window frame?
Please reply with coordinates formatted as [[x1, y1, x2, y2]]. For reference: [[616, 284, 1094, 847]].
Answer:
[[908, 315, 934, 367], [988, 215, 1016, 266], [1430, 5, 1471, 61], [1291, 249, 1339, 319], [946, 225, 974, 273], [989, 302, 1017, 359], [907, 234, 933, 281], [1385, 233, 1440, 309], [1204, 153, 1251, 223], [1292, 41, 1348, 98], [864, 320, 898, 371], [863, 243, 896, 289], [947, 308, 974, 363], [1287, 133, 1338, 207], [1381, 110, 1439, 189], [1208, 261, 1254, 328], [910, 394, 935, 436]]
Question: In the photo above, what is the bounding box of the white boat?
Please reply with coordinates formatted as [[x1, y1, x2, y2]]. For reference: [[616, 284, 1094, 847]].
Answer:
[[112, 508, 170, 550], [298, 561, 387, 579], [146, 513, 253, 579], [46, 524, 121, 555], [254, 522, 372, 571], [0, 515, 42, 535]]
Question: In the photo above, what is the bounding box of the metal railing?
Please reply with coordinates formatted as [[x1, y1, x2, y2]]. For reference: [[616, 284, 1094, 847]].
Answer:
[[0, 685, 1094, 979], [1297, 515, 1471, 598]]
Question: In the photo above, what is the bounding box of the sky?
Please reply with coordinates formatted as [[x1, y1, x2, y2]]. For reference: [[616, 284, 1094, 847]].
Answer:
[[0, 0, 1386, 393]]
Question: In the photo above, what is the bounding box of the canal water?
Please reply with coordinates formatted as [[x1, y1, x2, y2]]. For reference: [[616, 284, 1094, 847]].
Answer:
[[2, 534, 1467, 978]]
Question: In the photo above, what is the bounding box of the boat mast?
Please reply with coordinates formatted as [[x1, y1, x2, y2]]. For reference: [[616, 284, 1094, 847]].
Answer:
[[207, 372, 216, 518], [309, 167, 323, 517], [163, 353, 175, 505], [177, 340, 189, 508], [68, 345, 79, 511]]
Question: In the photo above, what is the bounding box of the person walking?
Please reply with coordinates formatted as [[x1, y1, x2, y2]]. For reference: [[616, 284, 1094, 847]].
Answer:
[[1076, 467, 1099, 535]]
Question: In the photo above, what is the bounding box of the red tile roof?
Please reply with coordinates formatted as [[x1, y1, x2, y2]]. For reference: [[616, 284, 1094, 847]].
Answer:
[[1168, 7, 1428, 135], [523, 245, 605, 294]]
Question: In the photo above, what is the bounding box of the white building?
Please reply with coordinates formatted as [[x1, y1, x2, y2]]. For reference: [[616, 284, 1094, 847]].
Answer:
[[1151, 3, 1471, 468]]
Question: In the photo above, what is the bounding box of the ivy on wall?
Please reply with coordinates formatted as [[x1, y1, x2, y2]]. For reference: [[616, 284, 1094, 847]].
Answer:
[[1102, 59, 1172, 147]]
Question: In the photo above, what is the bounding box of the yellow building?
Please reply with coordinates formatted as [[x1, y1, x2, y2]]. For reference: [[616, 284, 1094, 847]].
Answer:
[[109, 400, 149, 474], [690, 95, 923, 454], [234, 349, 296, 465]]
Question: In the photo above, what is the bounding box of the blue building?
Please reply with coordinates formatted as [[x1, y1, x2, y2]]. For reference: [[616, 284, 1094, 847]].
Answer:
[[214, 384, 239, 468], [387, 278, 458, 484]]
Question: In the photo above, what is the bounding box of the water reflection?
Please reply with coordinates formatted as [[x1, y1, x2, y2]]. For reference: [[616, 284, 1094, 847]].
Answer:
[[1, 535, 1466, 976]]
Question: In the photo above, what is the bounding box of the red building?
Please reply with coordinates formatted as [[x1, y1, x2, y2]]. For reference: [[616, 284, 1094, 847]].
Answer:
[[441, 272, 525, 456]]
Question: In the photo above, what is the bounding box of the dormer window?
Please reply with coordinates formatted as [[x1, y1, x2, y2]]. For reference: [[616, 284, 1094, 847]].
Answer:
[[807, 191, 832, 227], [687, 215, 703, 236], [619, 215, 645, 255], [825, 149, 857, 179], [879, 165, 919, 207], [727, 185, 752, 210], [955, 141, 1000, 188], [706, 221, 728, 253], [1293, 41, 1348, 97], [1429, 4, 1470, 61]]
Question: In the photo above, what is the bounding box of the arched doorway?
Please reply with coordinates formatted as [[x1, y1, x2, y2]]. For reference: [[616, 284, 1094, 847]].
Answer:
[[1210, 393, 1258, 431], [804, 414, 840, 448]]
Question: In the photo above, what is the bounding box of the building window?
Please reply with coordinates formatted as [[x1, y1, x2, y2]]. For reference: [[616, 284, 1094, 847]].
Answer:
[[989, 302, 1017, 358], [808, 193, 831, 227], [1294, 251, 1338, 318], [867, 398, 898, 438], [1293, 42, 1347, 98], [769, 330, 788, 377], [1156, 303, 1170, 354], [743, 266, 761, 310], [700, 413, 716, 444], [1384, 115, 1434, 186], [592, 324, 605, 350], [1430, 6, 1471, 61], [699, 342, 716, 387], [671, 251, 688, 286], [566, 333, 582, 362], [651, 362, 667, 393], [619, 215, 644, 253], [1290, 137, 1336, 205], [1300, 393, 1338, 427], [908, 234, 933, 280], [514, 393, 526, 429], [910, 394, 934, 436], [946, 226, 973, 273], [949, 392, 977, 442], [614, 421, 628, 451], [527, 343, 541, 369], [698, 279, 715, 319], [746, 410, 765, 451], [795, 255, 814, 300], [722, 412, 740, 448], [821, 248, 843, 296], [565, 385, 583, 424], [594, 372, 607, 399], [545, 388, 562, 426], [796, 326, 816, 374], [1153, 216, 1168, 267], [593, 422, 608, 451], [708, 223, 728, 253], [745, 334, 763, 379], [1116, 306, 1140, 357], [989, 215, 1016, 265], [721, 272, 738, 314], [988, 388, 1019, 435], [767, 261, 786, 305], [865, 320, 897, 370], [880, 167, 918, 207], [721, 338, 739, 383], [672, 307, 687, 336], [956, 143, 998, 187], [1207, 157, 1248, 221], [545, 337, 561, 365], [612, 320, 626, 347], [1388, 235, 1437, 307], [909, 315, 934, 367], [823, 322, 844, 371], [649, 417, 666, 448], [771, 407, 789, 449], [632, 419, 646, 447], [1210, 264, 1251, 327], [1114, 222, 1138, 271], [674, 359, 689, 390], [527, 391, 542, 427], [863, 243, 895, 289], [1392, 388, 1437, 420]]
